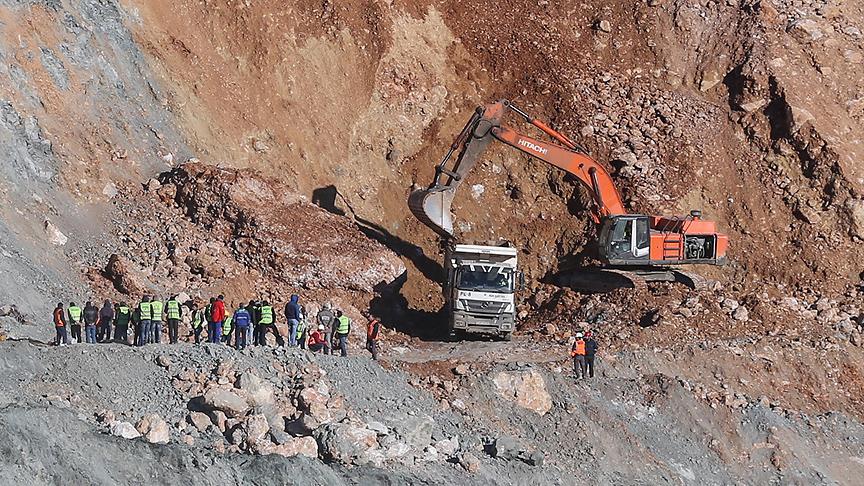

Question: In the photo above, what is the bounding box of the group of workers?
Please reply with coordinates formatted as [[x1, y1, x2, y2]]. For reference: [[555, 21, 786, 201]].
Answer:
[[51, 293, 382, 359], [570, 331, 599, 379]]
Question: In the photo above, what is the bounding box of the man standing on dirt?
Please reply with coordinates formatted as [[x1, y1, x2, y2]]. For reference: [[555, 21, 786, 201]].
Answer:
[[67, 302, 82, 344], [365, 311, 381, 361], [190, 302, 205, 344], [284, 294, 301, 347], [165, 295, 182, 344], [53, 302, 68, 346], [210, 295, 226, 344], [150, 296, 164, 344], [114, 302, 131, 345], [317, 303, 336, 355], [83, 300, 99, 344], [571, 332, 587, 380], [258, 301, 282, 346], [335, 309, 351, 357], [98, 300, 114, 343], [584, 331, 598, 378], [138, 296, 152, 347], [232, 305, 251, 350]]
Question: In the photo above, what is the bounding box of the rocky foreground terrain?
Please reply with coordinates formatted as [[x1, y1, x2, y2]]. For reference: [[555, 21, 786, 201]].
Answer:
[[0, 0, 863, 484]]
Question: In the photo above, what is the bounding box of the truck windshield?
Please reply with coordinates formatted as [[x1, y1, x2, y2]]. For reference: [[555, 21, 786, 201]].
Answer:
[[456, 266, 514, 293]]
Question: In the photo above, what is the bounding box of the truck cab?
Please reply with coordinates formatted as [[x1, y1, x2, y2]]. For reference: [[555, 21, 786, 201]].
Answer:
[[446, 244, 520, 340]]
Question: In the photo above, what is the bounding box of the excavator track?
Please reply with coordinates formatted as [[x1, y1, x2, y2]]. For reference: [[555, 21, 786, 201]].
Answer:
[[555, 268, 711, 293]]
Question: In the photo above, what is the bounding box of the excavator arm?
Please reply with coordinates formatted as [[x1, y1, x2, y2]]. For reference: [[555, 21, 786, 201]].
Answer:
[[409, 100, 626, 238]]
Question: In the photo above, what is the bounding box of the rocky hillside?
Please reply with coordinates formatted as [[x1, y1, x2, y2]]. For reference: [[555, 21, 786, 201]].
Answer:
[[0, 0, 862, 484]]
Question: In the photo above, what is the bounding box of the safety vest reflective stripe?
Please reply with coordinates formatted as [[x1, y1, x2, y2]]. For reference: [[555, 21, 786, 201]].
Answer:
[[192, 310, 203, 329], [139, 302, 152, 320], [260, 306, 274, 324], [150, 301, 164, 321], [68, 306, 82, 323], [166, 300, 180, 320], [117, 307, 131, 326], [337, 316, 350, 334]]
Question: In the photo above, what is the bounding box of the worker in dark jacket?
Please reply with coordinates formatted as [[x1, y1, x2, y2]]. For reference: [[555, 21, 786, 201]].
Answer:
[[284, 295, 301, 347], [98, 300, 114, 343], [83, 301, 100, 344], [317, 303, 336, 355], [584, 331, 598, 378]]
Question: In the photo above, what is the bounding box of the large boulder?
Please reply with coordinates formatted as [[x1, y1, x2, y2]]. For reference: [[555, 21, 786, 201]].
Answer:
[[313, 422, 380, 465], [110, 421, 141, 440], [202, 389, 250, 418], [236, 372, 275, 408], [260, 437, 319, 459], [104, 254, 150, 295], [491, 369, 553, 415], [136, 413, 170, 444], [244, 414, 271, 451], [392, 413, 434, 449]]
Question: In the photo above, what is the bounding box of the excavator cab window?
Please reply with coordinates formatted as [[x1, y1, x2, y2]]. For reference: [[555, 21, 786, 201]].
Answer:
[[601, 216, 650, 263]]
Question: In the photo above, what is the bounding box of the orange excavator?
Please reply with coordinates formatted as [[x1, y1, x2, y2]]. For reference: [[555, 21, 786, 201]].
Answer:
[[409, 100, 728, 288]]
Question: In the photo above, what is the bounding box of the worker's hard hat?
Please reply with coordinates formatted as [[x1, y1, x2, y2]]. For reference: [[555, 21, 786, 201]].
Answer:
[[576, 332, 584, 338], [318, 324, 325, 331], [323, 302, 331, 310]]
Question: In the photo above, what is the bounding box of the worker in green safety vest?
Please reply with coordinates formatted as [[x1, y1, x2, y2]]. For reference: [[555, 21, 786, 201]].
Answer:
[[165, 296, 182, 344], [335, 310, 351, 357], [138, 296, 152, 347], [295, 308, 308, 350], [222, 311, 234, 346], [114, 302, 132, 345], [150, 297, 164, 344], [190, 302, 205, 344], [67, 302, 83, 344], [257, 301, 283, 346]]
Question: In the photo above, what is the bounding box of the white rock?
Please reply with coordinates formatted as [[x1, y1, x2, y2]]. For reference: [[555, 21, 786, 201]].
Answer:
[[110, 421, 141, 439], [44, 220, 67, 246], [470, 184, 485, 200], [102, 182, 118, 199]]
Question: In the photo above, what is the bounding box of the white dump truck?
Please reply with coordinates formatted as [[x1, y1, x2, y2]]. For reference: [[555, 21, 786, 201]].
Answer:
[[445, 244, 522, 340]]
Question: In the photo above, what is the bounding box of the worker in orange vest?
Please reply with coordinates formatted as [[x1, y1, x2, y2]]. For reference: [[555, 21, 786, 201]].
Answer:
[[570, 332, 587, 380], [364, 311, 381, 361]]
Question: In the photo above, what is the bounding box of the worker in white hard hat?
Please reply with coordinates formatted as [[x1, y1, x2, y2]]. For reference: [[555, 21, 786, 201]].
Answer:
[[307, 324, 327, 353], [570, 332, 587, 380]]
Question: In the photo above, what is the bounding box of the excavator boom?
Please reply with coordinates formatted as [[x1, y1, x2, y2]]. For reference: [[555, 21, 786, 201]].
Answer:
[[409, 100, 626, 238]]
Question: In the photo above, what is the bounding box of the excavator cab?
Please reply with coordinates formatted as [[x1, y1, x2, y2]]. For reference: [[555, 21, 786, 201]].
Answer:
[[598, 216, 651, 264]]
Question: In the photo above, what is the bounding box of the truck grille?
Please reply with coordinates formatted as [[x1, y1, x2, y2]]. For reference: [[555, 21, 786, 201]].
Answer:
[[462, 300, 507, 315]]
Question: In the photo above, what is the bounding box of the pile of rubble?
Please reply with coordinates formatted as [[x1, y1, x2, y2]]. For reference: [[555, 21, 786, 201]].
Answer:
[[101, 161, 405, 307]]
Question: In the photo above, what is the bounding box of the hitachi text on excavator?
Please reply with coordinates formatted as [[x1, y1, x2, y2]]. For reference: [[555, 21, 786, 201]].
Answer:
[[410, 100, 728, 297]]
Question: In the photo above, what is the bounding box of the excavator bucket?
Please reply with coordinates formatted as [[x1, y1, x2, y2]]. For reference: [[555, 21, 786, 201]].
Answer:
[[408, 186, 456, 238]]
